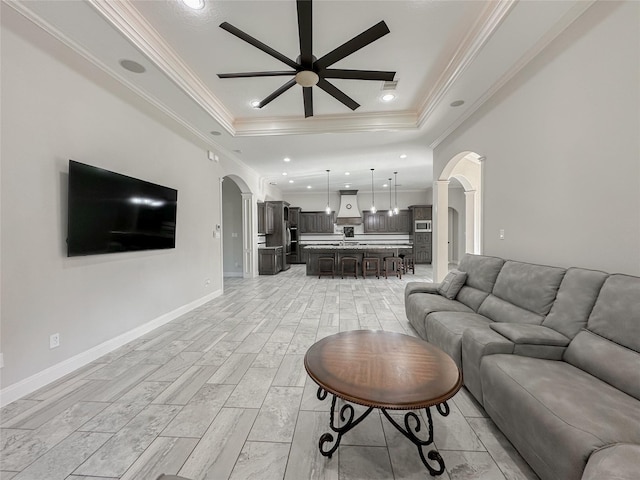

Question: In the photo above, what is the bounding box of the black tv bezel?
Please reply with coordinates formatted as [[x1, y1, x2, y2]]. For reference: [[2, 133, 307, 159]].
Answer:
[[67, 160, 178, 257]]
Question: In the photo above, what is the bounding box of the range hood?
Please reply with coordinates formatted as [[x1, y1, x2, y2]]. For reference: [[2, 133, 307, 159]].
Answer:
[[336, 190, 362, 225]]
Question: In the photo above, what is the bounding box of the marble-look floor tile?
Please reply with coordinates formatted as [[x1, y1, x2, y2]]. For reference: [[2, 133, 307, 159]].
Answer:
[[207, 353, 257, 384], [0, 400, 40, 424], [10, 431, 111, 480], [285, 411, 338, 480], [119, 436, 198, 480], [114, 381, 170, 405], [431, 402, 485, 452], [286, 333, 317, 354], [224, 368, 277, 408], [339, 446, 394, 480], [235, 332, 272, 354], [0, 402, 107, 471], [78, 402, 146, 433], [147, 352, 204, 382], [152, 365, 218, 405], [273, 354, 307, 387], [452, 388, 488, 418], [161, 383, 235, 438], [269, 326, 296, 344], [340, 407, 386, 447], [178, 408, 258, 480], [442, 451, 506, 480], [249, 386, 303, 442], [300, 378, 331, 412], [83, 364, 160, 403], [228, 441, 291, 480], [72, 404, 181, 477]]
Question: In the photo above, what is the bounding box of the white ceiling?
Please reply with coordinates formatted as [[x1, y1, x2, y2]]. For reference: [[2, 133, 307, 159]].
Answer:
[[7, 0, 593, 194]]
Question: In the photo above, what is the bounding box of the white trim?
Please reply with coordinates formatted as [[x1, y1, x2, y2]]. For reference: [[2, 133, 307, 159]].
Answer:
[[0, 289, 223, 407]]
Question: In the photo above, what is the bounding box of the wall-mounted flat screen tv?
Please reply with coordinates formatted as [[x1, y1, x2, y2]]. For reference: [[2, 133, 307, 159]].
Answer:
[[67, 160, 177, 257]]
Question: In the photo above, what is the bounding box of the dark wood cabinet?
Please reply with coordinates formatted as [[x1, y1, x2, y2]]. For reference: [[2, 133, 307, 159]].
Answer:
[[363, 210, 411, 233], [289, 207, 300, 227], [409, 205, 432, 264], [259, 247, 283, 275], [257, 202, 275, 234], [300, 211, 335, 233]]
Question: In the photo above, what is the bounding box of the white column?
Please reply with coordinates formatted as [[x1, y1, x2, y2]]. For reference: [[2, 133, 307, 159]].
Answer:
[[464, 190, 476, 254], [433, 180, 450, 282], [241, 192, 257, 278]]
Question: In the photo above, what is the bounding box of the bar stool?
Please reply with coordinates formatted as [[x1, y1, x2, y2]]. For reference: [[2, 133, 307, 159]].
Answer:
[[383, 256, 403, 279], [362, 257, 380, 279], [318, 257, 335, 278], [399, 254, 415, 275], [340, 257, 358, 279]]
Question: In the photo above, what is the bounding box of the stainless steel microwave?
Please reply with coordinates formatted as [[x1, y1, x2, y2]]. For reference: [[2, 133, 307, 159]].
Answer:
[[415, 220, 432, 232]]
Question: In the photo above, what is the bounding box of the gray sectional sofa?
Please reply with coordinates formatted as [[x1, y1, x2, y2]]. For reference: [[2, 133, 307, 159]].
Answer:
[[405, 254, 640, 480]]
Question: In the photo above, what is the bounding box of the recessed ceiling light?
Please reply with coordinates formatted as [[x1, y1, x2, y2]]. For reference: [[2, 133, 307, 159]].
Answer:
[[288, 180, 294, 183], [345, 184, 351, 188], [307, 185, 312, 189], [283, 157, 291, 162], [383, 183, 389, 188], [210, 130, 222, 136], [282, 172, 288, 176], [250, 100, 261, 108], [381, 93, 395, 102], [450, 100, 465, 107], [400, 154, 407, 159], [344, 172, 350, 175], [119, 59, 145, 74], [182, 0, 204, 10]]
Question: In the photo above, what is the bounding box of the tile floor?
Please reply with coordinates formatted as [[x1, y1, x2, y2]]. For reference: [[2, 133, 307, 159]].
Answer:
[[0, 264, 539, 480]]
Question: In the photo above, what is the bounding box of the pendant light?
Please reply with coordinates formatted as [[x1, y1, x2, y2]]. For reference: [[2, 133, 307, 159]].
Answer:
[[388, 178, 393, 216], [393, 171, 399, 215], [370, 168, 376, 213], [325, 169, 331, 214]]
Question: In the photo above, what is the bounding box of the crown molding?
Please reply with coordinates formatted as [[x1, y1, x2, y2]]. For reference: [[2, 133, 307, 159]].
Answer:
[[428, 0, 597, 149], [87, 0, 236, 134], [416, 0, 517, 128], [233, 110, 418, 136]]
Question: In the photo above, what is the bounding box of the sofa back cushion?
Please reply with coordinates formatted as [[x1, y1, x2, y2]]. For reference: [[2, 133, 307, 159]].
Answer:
[[456, 254, 505, 311], [564, 274, 640, 400], [542, 267, 608, 338], [477, 261, 565, 324]]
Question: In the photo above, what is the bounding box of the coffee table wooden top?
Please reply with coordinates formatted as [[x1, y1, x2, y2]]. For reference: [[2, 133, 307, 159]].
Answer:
[[304, 330, 462, 410]]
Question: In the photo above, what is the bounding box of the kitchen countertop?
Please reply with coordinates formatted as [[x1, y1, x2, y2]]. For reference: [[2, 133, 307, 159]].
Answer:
[[304, 244, 412, 250]]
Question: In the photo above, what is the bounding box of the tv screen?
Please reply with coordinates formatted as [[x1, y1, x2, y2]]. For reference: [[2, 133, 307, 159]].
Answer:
[[67, 160, 177, 257]]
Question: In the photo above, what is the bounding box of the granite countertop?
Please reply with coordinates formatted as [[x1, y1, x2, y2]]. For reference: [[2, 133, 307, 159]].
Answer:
[[304, 244, 412, 250]]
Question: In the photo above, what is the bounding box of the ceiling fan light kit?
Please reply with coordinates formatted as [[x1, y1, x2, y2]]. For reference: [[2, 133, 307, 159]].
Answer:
[[217, 0, 396, 118]]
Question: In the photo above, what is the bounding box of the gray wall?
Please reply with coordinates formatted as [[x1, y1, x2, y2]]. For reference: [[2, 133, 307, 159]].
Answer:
[[1, 8, 223, 391], [222, 179, 243, 276], [434, 1, 640, 275]]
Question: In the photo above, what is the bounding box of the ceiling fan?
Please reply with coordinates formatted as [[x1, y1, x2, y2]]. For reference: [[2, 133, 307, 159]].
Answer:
[[217, 0, 396, 118]]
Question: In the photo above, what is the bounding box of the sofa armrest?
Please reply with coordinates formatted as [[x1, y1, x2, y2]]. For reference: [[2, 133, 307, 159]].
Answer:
[[404, 282, 441, 304], [582, 444, 640, 480], [490, 323, 571, 346], [489, 323, 570, 361]]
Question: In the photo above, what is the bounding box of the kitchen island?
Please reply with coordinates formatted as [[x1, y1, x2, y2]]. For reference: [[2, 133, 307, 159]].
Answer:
[[304, 244, 413, 276]]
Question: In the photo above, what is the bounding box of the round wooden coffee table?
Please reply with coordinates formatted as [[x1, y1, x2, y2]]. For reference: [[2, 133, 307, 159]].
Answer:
[[304, 330, 462, 476]]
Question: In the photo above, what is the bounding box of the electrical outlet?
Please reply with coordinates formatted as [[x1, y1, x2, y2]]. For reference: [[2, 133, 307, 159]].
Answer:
[[50, 333, 60, 349], [204, 278, 211, 287]]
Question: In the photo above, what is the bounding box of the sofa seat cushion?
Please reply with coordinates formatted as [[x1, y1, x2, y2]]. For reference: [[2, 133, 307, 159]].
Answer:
[[406, 293, 474, 339], [582, 444, 640, 480], [481, 355, 640, 480], [424, 311, 493, 368]]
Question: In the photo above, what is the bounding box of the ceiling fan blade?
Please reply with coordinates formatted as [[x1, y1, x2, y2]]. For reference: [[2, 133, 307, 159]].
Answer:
[[220, 22, 299, 70], [314, 21, 390, 70], [321, 69, 395, 81], [218, 71, 296, 79], [317, 78, 360, 111], [303, 87, 313, 118], [259, 78, 297, 108], [297, 0, 313, 68]]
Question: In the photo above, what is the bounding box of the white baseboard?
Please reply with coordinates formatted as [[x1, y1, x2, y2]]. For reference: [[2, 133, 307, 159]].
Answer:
[[223, 271, 244, 277], [0, 288, 223, 407]]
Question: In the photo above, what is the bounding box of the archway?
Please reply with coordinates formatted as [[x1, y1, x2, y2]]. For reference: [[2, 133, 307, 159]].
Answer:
[[433, 152, 484, 281], [221, 174, 257, 280]]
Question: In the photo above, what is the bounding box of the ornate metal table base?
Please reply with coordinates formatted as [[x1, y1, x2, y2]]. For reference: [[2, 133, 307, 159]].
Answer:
[[316, 387, 451, 477]]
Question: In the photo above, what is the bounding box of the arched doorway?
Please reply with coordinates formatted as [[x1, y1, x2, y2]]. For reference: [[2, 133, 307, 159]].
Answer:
[[221, 174, 257, 281], [433, 152, 484, 281]]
